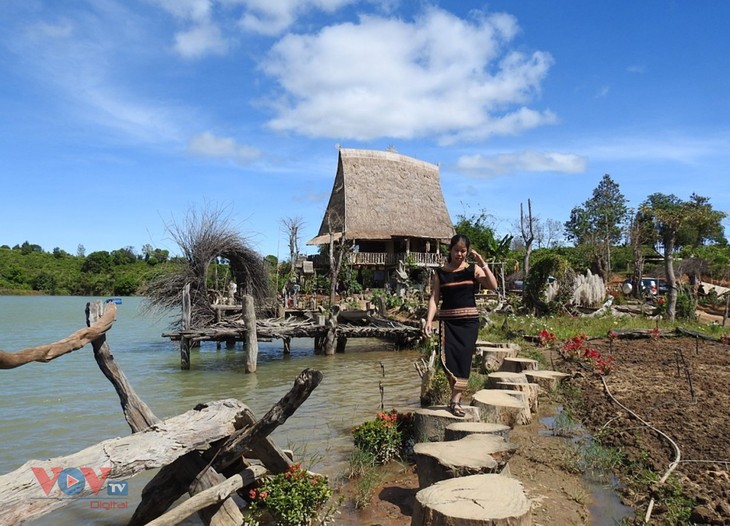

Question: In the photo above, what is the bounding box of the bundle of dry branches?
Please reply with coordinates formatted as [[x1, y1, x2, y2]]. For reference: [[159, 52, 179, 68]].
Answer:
[[143, 206, 272, 328]]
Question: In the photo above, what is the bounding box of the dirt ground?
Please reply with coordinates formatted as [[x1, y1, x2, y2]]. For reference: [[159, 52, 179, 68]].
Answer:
[[567, 334, 730, 525], [335, 333, 730, 525]]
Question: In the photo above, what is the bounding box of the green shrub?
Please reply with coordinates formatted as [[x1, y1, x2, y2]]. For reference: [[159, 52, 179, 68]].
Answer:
[[247, 463, 334, 526], [352, 410, 414, 464]]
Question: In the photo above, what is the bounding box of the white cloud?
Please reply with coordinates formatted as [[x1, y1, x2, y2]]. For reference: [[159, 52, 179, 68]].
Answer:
[[174, 22, 228, 58], [260, 7, 555, 142], [456, 151, 587, 178], [27, 20, 74, 39], [150, 0, 213, 22], [236, 0, 355, 36], [188, 131, 261, 164]]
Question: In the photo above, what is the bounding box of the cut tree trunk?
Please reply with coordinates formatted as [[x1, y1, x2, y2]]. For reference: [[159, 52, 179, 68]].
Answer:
[[470, 389, 531, 427], [411, 474, 531, 526], [413, 405, 480, 443], [499, 357, 539, 373], [413, 434, 519, 488], [495, 382, 539, 414], [524, 370, 569, 392], [486, 372, 528, 388], [477, 347, 520, 373], [444, 422, 510, 441]]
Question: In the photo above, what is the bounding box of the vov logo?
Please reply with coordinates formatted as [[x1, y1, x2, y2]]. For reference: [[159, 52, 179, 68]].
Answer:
[[31, 467, 125, 497]]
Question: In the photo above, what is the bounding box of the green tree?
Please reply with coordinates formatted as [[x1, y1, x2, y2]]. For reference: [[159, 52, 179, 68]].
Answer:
[[640, 193, 726, 320], [565, 174, 629, 282], [454, 211, 513, 261], [81, 251, 113, 274]]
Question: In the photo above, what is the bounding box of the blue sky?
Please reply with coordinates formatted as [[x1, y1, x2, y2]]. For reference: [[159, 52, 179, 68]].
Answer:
[[1, 0, 728, 260]]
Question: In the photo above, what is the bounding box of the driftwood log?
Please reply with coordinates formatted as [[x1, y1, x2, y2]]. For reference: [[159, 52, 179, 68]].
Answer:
[[1, 301, 322, 526], [129, 368, 323, 524], [0, 302, 117, 369], [0, 399, 247, 525], [86, 301, 245, 526], [145, 466, 267, 526]]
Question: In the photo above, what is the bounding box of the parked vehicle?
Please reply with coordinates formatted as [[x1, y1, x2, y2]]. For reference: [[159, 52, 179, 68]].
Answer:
[[623, 277, 667, 296]]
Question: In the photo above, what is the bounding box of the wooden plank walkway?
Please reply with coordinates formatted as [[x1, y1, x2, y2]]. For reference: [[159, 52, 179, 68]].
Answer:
[[162, 313, 422, 345]]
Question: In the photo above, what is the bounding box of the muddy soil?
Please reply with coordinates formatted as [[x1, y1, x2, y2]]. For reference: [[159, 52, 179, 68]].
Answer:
[[335, 334, 730, 525], [564, 335, 730, 525]]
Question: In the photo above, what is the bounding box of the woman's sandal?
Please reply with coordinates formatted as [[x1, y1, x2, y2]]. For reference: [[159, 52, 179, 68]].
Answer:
[[449, 401, 466, 417]]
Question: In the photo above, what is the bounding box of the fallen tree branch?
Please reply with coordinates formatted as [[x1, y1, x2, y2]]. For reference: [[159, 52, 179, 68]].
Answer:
[[215, 368, 324, 469], [129, 368, 321, 524], [144, 466, 267, 526], [85, 301, 244, 526], [0, 399, 247, 525], [0, 303, 117, 369]]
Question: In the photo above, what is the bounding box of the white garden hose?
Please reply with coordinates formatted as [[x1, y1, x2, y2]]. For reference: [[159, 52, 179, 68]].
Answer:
[[599, 375, 681, 524]]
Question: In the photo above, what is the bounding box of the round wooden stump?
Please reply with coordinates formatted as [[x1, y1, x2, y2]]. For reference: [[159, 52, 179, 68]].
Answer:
[[524, 370, 569, 392], [414, 405, 481, 443], [495, 382, 539, 413], [478, 347, 520, 373], [471, 389, 531, 427], [444, 421, 511, 441], [413, 434, 518, 488], [500, 357, 539, 373], [476, 341, 522, 351], [411, 474, 531, 526], [486, 371, 528, 389]]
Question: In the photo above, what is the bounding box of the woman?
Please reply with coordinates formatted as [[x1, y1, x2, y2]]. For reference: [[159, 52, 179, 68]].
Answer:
[[423, 234, 498, 416]]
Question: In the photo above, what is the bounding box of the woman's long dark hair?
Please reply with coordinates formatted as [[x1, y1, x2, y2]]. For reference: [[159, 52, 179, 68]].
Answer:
[[446, 234, 470, 263]]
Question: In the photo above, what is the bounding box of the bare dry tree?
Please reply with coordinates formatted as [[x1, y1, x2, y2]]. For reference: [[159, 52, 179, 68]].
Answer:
[[280, 216, 304, 276], [142, 205, 271, 328]]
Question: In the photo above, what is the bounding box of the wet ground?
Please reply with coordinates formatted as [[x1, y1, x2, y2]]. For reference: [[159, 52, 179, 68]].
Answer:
[[565, 335, 730, 525]]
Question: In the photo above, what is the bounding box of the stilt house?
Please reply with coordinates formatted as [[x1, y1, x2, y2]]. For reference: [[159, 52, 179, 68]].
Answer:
[[307, 148, 454, 279]]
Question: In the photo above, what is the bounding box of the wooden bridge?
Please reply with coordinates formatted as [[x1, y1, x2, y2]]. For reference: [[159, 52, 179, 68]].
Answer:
[[163, 292, 423, 371]]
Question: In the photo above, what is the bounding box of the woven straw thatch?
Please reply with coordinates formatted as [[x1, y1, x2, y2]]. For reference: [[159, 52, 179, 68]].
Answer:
[[308, 148, 454, 245]]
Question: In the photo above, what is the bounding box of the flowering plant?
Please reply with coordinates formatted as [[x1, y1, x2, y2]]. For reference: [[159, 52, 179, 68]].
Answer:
[[560, 333, 614, 374], [538, 329, 557, 347], [352, 409, 414, 464], [247, 463, 333, 526], [648, 326, 661, 340]]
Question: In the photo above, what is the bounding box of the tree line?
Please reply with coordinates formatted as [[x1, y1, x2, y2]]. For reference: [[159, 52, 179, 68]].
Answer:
[[0, 243, 173, 296]]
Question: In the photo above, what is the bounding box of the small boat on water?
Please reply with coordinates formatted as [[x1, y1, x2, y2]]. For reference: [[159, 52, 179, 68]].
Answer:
[[106, 298, 123, 305]]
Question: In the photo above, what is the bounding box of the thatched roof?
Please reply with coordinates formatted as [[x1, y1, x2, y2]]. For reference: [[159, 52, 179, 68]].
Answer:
[[308, 148, 454, 245]]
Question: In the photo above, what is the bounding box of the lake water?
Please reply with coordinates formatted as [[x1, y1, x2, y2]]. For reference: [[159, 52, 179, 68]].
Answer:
[[0, 296, 422, 525]]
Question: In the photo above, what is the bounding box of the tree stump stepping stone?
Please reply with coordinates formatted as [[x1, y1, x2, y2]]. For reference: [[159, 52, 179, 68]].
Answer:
[[411, 473, 531, 526], [495, 381, 539, 413], [500, 356, 539, 373], [524, 370, 570, 392], [486, 371, 528, 388], [471, 389, 531, 427], [413, 405, 481, 443], [413, 434, 519, 488], [477, 346, 520, 373], [476, 341, 522, 351], [444, 421, 511, 441]]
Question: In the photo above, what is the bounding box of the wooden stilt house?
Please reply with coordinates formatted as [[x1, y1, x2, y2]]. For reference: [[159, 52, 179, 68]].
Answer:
[[307, 148, 455, 282]]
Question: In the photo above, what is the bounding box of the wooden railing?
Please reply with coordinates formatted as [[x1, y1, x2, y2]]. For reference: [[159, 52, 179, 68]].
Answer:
[[311, 252, 443, 267]]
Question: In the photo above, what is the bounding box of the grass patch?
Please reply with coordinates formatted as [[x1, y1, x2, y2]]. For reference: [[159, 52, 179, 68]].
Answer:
[[345, 449, 383, 509]]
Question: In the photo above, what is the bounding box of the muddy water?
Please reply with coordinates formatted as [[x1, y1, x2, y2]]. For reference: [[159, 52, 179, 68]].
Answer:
[[0, 296, 422, 525], [540, 409, 635, 525]]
